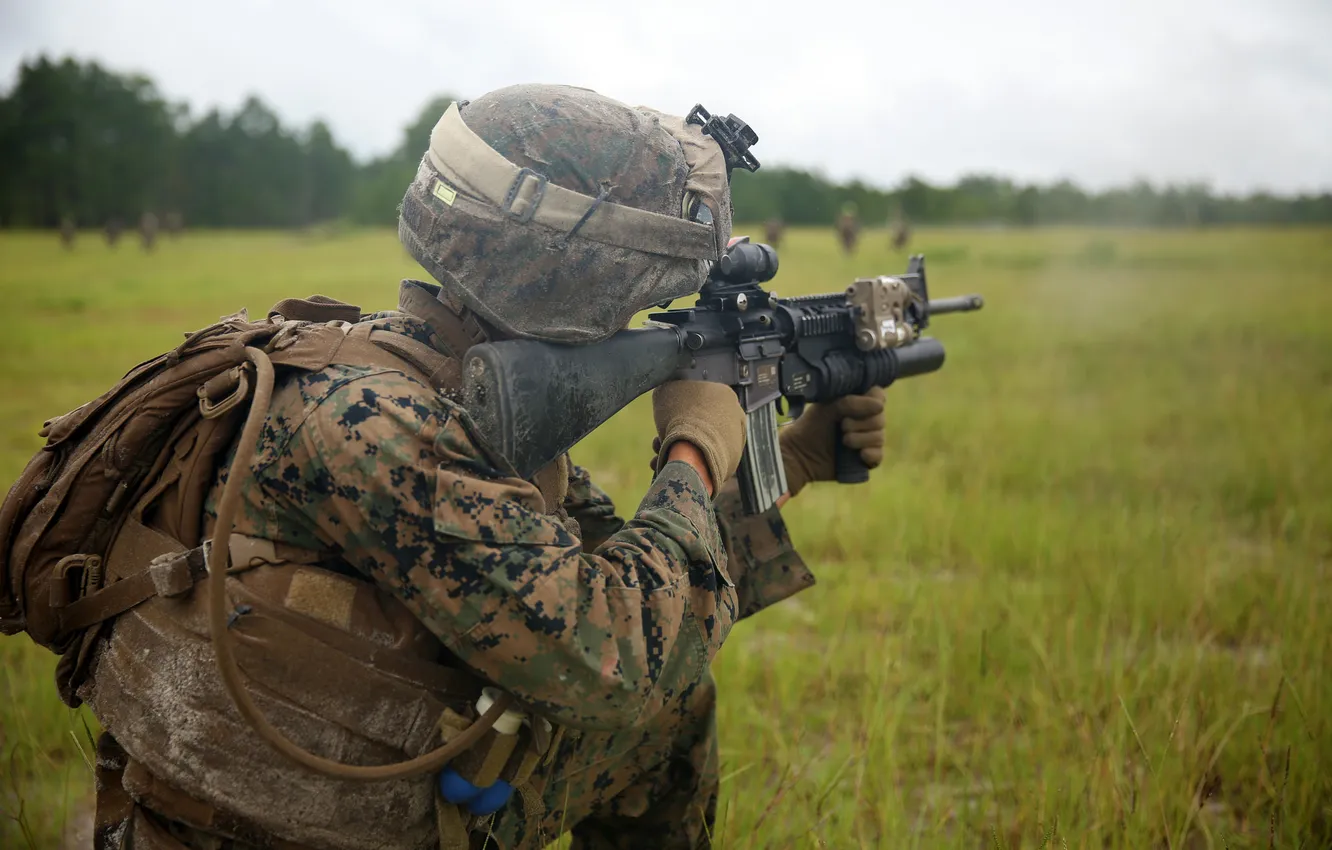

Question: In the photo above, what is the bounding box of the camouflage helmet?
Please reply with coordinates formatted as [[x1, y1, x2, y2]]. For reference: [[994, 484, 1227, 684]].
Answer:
[[398, 84, 734, 343]]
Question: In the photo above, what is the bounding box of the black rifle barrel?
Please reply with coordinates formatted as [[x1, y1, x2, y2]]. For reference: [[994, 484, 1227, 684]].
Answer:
[[928, 294, 985, 315]]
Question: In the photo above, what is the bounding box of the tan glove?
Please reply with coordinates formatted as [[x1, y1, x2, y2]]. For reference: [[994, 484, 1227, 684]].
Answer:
[[652, 381, 747, 489], [779, 387, 886, 497]]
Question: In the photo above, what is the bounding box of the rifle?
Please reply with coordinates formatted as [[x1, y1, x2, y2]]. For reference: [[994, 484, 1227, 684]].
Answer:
[[461, 238, 983, 514]]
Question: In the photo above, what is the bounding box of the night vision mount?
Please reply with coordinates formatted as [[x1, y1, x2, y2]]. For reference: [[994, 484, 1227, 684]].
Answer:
[[686, 105, 761, 174]]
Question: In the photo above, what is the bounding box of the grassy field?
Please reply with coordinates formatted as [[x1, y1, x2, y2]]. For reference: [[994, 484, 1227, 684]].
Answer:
[[1, 226, 1329, 849]]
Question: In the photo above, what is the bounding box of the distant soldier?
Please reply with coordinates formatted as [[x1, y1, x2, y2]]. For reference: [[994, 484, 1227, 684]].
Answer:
[[59, 216, 77, 250], [891, 217, 911, 252], [104, 218, 125, 247], [164, 211, 184, 238], [763, 217, 785, 249], [139, 212, 159, 252], [836, 201, 860, 255], [891, 221, 911, 251]]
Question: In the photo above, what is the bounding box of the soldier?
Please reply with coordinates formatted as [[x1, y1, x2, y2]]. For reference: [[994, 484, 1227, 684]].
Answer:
[[104, 217, 124, 247], [139, 212, 159, 252], [836, 201, 859, 255], [763, 217, 785, 249], [59, 215, 77, 250], [82, 85, 890, 849], [163, 211, 184, 238], [890, 210, 912, 252]]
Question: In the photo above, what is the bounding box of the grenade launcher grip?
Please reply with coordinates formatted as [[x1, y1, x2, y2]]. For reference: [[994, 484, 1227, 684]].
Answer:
[[462, 239, 982, 515]]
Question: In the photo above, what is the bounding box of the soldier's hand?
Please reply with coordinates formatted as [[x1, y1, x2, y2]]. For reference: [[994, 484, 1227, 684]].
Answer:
[[652, 381, 746, 495], [779, 387, 886, 498]]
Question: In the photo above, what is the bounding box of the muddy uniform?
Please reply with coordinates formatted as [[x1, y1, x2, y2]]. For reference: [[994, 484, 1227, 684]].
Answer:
[[72, 85, 885, 850], [93, 282, 813, 849]]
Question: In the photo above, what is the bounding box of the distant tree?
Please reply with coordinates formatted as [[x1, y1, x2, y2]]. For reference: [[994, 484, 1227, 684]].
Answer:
[[301, 120, 355, 224], [1, 56, 1328, 230], [347, 94, 458, 226], [0, 57, 173, 227]]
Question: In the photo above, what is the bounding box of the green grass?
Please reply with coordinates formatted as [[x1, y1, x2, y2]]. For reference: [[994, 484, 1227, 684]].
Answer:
[[1, 226, 1329, 848]]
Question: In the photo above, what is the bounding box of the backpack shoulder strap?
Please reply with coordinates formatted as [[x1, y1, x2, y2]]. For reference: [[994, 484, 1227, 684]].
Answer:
[[268, 295, 361, 325], [397, 282, 487, 359], [335, 321, 464, 396]]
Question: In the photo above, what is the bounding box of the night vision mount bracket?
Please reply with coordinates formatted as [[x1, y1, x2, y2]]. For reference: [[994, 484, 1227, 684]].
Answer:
[[686, 104, 761, 175]]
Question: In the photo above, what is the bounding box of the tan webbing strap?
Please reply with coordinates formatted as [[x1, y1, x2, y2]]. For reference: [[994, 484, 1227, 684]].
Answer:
[[333, 317, 467, 396], [397, 280, 488, 359], [428, 102, 717, 260], [434, 794, 471, 850], [56, 528, 304, 633], [514, 781, 546, 843], [367, 331, 462, 393], [56, 519, 197, 632], [268, 295, 362, 325], [57, 547, 205, 632]]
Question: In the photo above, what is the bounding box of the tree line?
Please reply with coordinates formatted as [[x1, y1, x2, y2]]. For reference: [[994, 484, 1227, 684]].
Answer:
[[3, 56, 1329, 230]]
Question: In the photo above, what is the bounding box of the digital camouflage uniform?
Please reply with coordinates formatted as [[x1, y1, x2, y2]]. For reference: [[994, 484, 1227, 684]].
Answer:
[[92, 282, 814, 849], [85, 86, 817, 849]]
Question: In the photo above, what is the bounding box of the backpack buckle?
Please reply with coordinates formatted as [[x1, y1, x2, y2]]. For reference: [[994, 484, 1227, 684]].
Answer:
[[50, 554, 103, 608], [198, 366, 252, 419]]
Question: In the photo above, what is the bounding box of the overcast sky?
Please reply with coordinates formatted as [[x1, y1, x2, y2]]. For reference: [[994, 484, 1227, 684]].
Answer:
[[2, 0, 1329, 194]]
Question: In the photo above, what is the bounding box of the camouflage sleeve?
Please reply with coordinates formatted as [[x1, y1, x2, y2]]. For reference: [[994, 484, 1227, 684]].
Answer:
[[712, 478, 816, 620], [562, 463, 626, 552], [251, 368, 738, 731], [562, 464, 816, 619]]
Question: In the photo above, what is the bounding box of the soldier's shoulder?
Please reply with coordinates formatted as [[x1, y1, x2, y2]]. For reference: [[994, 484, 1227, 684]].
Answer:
[[264, 360, 456, 457], [277, 314, 447, 417]]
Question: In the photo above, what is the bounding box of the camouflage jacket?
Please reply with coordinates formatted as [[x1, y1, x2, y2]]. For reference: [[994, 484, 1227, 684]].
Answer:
[[215, 281, 814, 730]]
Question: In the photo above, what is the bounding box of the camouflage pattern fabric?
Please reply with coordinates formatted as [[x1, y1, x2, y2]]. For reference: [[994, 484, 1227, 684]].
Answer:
[[498, 669, 720, 849], [399, 85, 725, 343], [98, 283, 814, 848], [214, 327, 735, 729]]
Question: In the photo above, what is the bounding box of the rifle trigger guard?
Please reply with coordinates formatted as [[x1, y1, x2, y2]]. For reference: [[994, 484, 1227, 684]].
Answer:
[[198, 365, 252, 419]]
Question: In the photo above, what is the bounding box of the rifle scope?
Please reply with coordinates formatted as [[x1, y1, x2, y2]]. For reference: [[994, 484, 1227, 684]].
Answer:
[[713, 240, 778, 284]]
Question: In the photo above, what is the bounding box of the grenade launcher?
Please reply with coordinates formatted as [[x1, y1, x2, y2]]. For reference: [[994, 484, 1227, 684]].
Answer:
[[461, 238, 983, 515]]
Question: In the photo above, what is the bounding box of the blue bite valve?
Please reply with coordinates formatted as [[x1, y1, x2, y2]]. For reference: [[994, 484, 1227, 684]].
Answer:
[[438, 768, 515, 815], [436, 688, 524, 816], [438, 768, 481, 805], [468, 780, 514, 816]]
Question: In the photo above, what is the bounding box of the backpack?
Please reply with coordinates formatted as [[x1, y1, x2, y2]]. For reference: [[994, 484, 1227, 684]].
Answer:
[[0, 294, 511, 781]]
